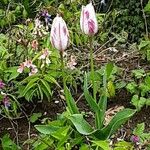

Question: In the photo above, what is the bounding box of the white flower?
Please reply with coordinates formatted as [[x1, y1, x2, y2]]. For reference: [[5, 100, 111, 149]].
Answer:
[[67, 55, 77, 70], [80, 3, 98, 35], [50, 14, 69, 52], [24, 59, 33, 68], [39, 48, 51, 60], [17, 63, 25, 73], [29, 66, 38, 76]]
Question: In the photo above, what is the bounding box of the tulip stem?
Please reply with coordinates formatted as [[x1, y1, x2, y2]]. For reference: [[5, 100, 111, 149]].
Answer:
[[60, 51, 65, 88], [89, 36, 96, 100]]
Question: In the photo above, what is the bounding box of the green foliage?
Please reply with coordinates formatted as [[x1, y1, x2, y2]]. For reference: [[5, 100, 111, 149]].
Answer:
[[126, 69, 150, 110], [1, 134, 21, 150], [30, 113, 42, 123], [114, 141, 134, 150], [139, 38, 150, 61], [133, 123, 150, 145], [104, 0, 150, 42]]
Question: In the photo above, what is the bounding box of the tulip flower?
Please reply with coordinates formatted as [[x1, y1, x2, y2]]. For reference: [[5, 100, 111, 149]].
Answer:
[[80, 3, 98, 36], [50, 14, 69, 52]]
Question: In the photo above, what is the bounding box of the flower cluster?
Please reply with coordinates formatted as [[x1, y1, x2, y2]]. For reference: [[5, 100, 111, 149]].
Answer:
[[39, 48, 51, 68], [33, 18, 48, 37], [17, 59, 38, 76]]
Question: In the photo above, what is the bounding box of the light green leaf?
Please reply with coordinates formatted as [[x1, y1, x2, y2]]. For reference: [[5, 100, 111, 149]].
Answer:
[[30, 113, 42, 123], [35, 125, 60, 135], [69, 114, 93, 135], [92, 140, 110, 150]]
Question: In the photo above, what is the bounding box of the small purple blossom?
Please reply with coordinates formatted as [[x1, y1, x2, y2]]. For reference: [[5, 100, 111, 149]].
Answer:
[[3, 96, 11, 109], [40, 10, 52, 23], [0, 80, 5, 89], [131, 135, 140, 143]]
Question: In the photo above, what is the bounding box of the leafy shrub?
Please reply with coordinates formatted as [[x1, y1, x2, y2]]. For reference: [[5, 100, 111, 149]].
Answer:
[[102, 0, 150, 43]]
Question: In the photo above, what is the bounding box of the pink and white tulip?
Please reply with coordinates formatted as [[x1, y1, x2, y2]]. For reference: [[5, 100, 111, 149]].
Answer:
[[80, 3, 98, 36], [50, 14, 69, 52]]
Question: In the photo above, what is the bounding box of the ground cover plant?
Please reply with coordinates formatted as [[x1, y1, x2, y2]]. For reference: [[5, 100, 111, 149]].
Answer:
[[0, 0, 150, 150]]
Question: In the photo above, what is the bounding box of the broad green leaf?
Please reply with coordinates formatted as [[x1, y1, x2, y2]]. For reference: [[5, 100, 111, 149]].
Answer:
[[84, 74, 99, 112], [92, 140, 110, 150], [69, 114, 93, 135], [51, 126, 70, 140], [93, 109, 135, 140], [35, 125, 60, 135], [64, 85, 79, 114]]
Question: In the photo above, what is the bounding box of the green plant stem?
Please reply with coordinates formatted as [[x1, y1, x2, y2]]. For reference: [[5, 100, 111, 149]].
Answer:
[[89, 36, 96, 100], [60, 51, 65, 88]]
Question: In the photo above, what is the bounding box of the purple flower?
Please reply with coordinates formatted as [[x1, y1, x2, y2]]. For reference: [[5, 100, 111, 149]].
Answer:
[[0, 80, 5, 89], [131, 135, 140, 143], [40, 10, 52, 23], [3, 96, 11, 109]]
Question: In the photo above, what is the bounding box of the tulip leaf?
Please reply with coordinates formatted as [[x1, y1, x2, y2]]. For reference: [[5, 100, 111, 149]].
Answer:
[[97, 95, 107, 129], [84, 73, 99, 112], [64, 85, 79, 114], [93, 109, 135, 140], [69, 114, 93, 135]]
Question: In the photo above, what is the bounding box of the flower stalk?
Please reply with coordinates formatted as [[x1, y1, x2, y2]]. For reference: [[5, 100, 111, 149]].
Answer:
[[89, 36, 96, 100], [60, 51, 65, 88]]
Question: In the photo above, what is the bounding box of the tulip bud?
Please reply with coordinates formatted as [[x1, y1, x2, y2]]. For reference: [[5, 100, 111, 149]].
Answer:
[[50, 14, 69, 52], [80, 3, 98, 35]]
